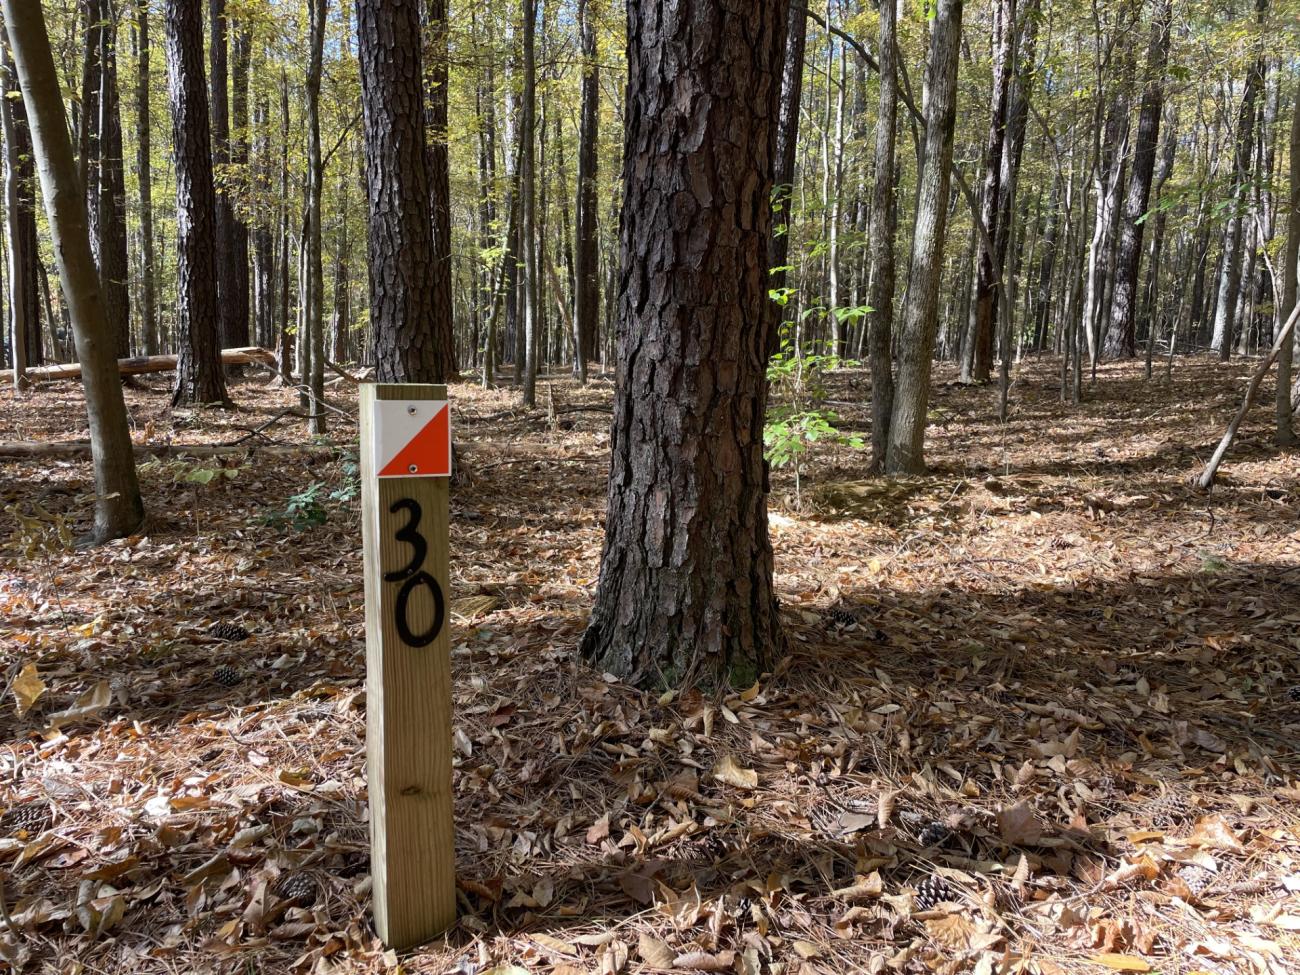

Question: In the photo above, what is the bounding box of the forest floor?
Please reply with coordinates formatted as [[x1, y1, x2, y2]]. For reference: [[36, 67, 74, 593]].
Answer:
[[1, 356, 1298, 975]]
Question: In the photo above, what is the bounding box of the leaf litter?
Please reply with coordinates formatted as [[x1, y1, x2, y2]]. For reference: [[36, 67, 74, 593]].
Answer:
[[0, 357, 1298, 974]]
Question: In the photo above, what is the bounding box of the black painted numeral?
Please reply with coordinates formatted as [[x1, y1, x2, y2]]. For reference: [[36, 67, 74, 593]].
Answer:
[[384, 497, 444, 646]]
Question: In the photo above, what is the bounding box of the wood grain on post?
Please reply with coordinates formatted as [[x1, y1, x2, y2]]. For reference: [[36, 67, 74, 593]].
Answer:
[[360, 383, 456, 948]]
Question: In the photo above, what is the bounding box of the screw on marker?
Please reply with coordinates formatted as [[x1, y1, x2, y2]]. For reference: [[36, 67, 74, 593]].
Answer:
[[407, 405, 418, 415], [409, 464, 418, 474]]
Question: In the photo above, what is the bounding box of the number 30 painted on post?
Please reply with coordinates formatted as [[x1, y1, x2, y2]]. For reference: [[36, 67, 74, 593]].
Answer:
[[383, 498, 445, 647]]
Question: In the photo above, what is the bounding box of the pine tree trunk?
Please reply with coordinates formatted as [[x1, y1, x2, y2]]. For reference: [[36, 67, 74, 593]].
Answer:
[[573, 0, 599, 382], [2, 0, 143, 541], [164, 0, 229, 406], [227, 20, 251, 352], [0, 34, 27, 389], [885, 0, 963, 475], [276, 68, 292, 380], [356, 0, 445, 382], [580, 0, 790, 688], [867, 0, 897, 473]]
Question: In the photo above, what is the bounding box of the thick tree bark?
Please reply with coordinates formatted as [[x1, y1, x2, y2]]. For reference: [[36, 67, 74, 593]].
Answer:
[[885, 0, 963, 475], [133, 0, 157, 355], [164, 0, 230, 406], [2, 0, 143, 541], [1104, 0, 1171, 359], [304, 0, 326, 433], [573, 0, 599, 382], [1278, 73, 1299, 446], [581, 0, 789, 689], [208, 0, 247, 358], [425, 0, 458, 380], [867, 0, 897, 473], [966, 0, 1015, 384], [356, 0, 445, 383]]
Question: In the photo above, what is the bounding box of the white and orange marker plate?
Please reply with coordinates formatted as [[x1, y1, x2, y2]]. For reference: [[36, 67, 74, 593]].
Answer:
[[373, 400, 452, 478]]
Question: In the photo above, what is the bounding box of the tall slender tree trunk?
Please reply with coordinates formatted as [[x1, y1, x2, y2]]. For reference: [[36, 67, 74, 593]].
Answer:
[[0, 33, 27, 389], [1274, 74, 1298, 444], [768, 1, 807, 355], [165, 0, 229, 406], [276, 68, 292, 380], [573, 0, 599, 382], [1104, 0, 1171, 359], [867, 0, 897, 473], [520, 0, 538, 407], [304, 0, 326, 432], [886, 0, 964, 475], [966, 0, 1015, 384], [1211, 0, 1268, 359], [581, 0, 790, 688], [356, 0, 445, 382], [425, 0, 458, 379], [227, 20, 251, 352], [2, 0, 143, 541], [133, 0, 156, 354]]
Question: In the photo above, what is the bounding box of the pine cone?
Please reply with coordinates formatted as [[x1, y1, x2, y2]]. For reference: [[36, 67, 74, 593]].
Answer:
[[1287, 685, 1300, 703], [213, 664, 243, 687], [827, 606, 858, 630], [1146, 790, 1194, 829], [914, 875, 959, 911], [209, 621, 250, 642], [1, 802, 52, 837], [1177, 864, 1213, 898], [917, 821, 952, 848], [273, 872, 318, 906]]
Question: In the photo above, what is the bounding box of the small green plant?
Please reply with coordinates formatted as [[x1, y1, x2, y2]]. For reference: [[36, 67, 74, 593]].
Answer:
[[764, 338, 864, 503], [263, 453, 360, 531]]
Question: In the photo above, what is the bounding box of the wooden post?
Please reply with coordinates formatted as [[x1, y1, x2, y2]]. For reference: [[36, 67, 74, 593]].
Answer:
[[360, 382, 456, 948]]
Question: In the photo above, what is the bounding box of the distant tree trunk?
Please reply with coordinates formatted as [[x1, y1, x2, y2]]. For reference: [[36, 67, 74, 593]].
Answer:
[[0, 35, 27, 389], [1211, 0, 1267, 359], [1031, 175, 1060, 350], [164, 0, 229, 406], [1, 35, 39, 382], [867, 0, 897, 473], [227, 19, 251, 353], [330, 152, 351, 363], [425, 0, 458, 379], [966, 0, 1015, 384], [1278, 73, 1299, 446], [1104, 0, 1171, 359], [768, 1, 807, 354], [580, 0, 789, 688], [886, 0, 963, 475], [520, 0, 538, 407], [356, 0, 445, 383], [208, 0, 246, 359], [572, 0, 599, 382], [82, 0, 130, 358], [251, 77, 273, 350], [304, 0, 326, 433], [475, 34, 498, 386], [276, 67, 292, 380], [2, 0, 143, 541], [133, 0, 157, 355]]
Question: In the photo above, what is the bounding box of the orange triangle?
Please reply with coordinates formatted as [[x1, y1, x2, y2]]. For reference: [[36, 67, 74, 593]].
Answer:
[[379, 403, 450, 477]]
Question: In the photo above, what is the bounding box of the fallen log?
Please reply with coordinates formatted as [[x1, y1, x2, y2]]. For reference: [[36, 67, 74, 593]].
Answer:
[[3, 347, 276, 383], [0, 440, 341, 461]]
